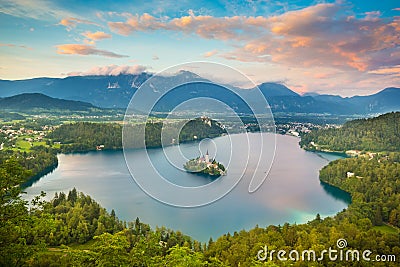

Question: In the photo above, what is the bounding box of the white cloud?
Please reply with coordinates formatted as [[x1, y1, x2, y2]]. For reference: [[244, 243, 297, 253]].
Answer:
[[0, 0, 73, 20], [67, 64, 148, 76]]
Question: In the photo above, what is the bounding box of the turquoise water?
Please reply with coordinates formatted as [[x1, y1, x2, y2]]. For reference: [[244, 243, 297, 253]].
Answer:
[[24, 133, 350, 242]]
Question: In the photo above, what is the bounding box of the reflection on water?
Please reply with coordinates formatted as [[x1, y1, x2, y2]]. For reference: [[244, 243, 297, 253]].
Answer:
[[24, 133, 349, 242], [320, 181, 352, 204]]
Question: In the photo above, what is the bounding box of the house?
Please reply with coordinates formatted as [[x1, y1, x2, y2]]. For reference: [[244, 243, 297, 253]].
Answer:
[[347, 172, 355, 178], [96, 145, 105, 150]]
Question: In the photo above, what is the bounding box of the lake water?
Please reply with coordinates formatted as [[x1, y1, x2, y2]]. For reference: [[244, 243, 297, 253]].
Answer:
[[24, 133, 350, 242]]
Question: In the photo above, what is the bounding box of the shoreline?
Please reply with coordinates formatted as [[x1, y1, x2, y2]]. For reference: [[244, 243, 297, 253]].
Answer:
[[26, 132, 352, 207]]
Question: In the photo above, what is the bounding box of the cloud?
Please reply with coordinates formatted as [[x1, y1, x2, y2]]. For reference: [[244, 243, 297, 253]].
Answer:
[[0, 0, 72, 20], [82, 31, 112, 41], [67, 64, 148, 76], [368, 65, 400, 76], [0, 43, 32, 50], [106, 4, 400, 73], [108, 13, 166, 36], [108, 12, 266, 39], [56, 44, 128, 58], [364, 11, 381, 21], [59, 17, 99, 31], [203, 49, 218, 58]]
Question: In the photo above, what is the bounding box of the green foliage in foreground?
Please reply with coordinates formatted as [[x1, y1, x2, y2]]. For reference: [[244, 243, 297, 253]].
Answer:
[[1, 156, 400, 266], [300, 112, 400, 152]]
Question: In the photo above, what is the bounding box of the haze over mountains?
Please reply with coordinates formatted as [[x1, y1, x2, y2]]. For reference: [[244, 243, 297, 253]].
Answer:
[[0, 72, 399, 115]]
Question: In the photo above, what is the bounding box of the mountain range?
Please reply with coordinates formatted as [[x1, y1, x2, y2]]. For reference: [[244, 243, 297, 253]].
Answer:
[[0, 72, 399, 115]]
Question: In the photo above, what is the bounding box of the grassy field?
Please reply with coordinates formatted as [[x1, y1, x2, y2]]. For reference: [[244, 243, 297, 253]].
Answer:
[[373, 224, 399, 234], [13, 138, 48, 151], [15, 140, 32, 151]]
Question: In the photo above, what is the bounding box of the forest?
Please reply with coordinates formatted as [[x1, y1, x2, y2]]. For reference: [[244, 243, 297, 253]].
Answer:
[[300, 112, 400, 152], [0, 146, 58, 187], [320, 155, 400, 227], [48, 117, 226, 152]]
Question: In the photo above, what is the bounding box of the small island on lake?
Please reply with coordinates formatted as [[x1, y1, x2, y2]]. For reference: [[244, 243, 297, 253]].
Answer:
[[183, 150, 226, 177]]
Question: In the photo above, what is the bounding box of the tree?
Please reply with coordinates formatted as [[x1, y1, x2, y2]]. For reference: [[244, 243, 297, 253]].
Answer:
[[67, 187, 78, 204], [93, 232, 130, 266], [163, 245, 205, 267], [0, 158, 44, 266]]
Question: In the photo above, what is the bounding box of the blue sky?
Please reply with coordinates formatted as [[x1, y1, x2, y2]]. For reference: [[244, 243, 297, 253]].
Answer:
[[0, 0, 399, 96]]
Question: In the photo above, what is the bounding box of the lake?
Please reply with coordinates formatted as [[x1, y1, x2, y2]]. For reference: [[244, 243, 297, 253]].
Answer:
[[24, 133, 350, 242]]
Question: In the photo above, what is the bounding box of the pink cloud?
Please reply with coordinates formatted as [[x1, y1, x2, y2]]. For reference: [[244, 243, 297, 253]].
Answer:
[[59, 17, 98, 31], [82, 31, 112, 41], [105, 4, 400, 74], [203, 49, 218, 58], [368, 65, 400, 76], [108, 12, 265, 40], [108, 13, 165, 35], [56, 44, 127, 58]]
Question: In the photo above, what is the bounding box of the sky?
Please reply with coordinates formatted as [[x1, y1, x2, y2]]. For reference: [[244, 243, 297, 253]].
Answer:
[[0, 0, 399, 96]]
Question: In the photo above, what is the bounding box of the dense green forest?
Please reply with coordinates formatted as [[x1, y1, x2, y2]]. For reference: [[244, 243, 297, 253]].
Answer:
[[48, 117, 226, 152], [300, 112, 400, 152], [48, 122, 123, 153], [320, 156, 400, 227], [0, 146, 58, 186]]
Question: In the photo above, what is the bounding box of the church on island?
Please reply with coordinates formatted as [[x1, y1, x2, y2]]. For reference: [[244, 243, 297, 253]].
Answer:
[[184, 150, 226, 177], [198, 150, 212, 166]]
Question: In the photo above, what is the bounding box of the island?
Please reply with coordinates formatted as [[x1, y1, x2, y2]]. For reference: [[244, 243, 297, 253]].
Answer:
[[183, 150, 226, 177]]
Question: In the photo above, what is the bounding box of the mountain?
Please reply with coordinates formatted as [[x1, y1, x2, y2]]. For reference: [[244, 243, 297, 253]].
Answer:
[[0, 73, 151, 108], [0, 93, 97, 111], [309, 87, 400, 114], [348, 87, 400, 114], [257, 82, 299, 97], [0, 73, 399, 115]]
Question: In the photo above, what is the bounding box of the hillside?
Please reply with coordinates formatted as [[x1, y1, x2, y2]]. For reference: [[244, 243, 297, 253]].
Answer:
[[48, 117, 226, 152], [0, 93, 96, 111], [300, 112, 400, 152], [306, 112, 400, 233]]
